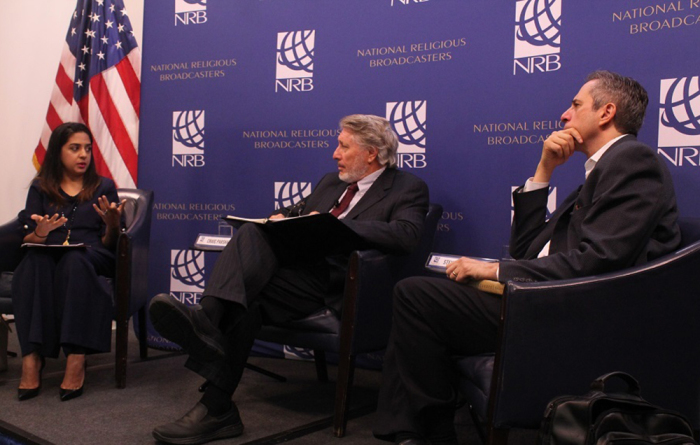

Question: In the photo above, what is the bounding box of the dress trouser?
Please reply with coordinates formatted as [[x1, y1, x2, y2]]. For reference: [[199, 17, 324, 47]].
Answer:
[[12, 248, 115, 358], [374, 276, 501, 441], [185, 223, 342, 394]]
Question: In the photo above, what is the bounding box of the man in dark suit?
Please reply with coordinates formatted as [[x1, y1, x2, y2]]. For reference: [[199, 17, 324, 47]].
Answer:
[[148, 114, 430, 444], [374, 71, 681, 445]]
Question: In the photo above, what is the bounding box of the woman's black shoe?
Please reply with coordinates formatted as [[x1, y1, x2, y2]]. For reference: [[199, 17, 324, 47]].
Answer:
[[17, 356, 45, 401], [59, 385, 84, 402], [17, 386, 41, 401], [60, 356, 86, 401]]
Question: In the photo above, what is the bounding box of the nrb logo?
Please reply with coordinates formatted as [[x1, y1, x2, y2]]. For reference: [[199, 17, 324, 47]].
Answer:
[[170, 249, 205, 305], [387, 101, 427, 169], [274, 182, 312, 210], [172, 110, 205, 168], [275, 30, 315, 93], [511, 186, 556, 224], [513, 0, 562, 75], [657, 76, 700, 167], [391, 0, 429, 5], [175, 0, 207, 26]]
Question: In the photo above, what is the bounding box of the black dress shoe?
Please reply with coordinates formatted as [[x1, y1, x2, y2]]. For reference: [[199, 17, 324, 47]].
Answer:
[[149, 294, 226, 362], [59, 355, 87, 402], [152, 402, 244, 445], [59, 385, 84, 402], [17, 386, 41, 401], [18, 357, 45, 401], [396, 439, 429, 445]]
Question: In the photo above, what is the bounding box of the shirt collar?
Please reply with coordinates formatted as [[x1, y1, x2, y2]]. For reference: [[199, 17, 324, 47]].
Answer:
[[356, 167, 386, 190], [584, 134, 627, 179]]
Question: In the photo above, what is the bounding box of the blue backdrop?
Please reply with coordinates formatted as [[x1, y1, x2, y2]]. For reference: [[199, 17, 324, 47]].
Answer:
[[138, 0, 700, 363]]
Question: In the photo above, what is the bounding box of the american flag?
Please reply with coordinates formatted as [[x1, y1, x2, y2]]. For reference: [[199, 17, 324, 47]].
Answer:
[[33, 0, 141, 188]]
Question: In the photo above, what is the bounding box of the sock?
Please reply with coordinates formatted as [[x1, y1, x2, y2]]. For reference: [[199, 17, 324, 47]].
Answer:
[[200, 383, 232, 417]]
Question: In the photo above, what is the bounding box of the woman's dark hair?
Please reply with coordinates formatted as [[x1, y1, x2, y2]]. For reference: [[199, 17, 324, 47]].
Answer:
[[37, 122, 100, 205]]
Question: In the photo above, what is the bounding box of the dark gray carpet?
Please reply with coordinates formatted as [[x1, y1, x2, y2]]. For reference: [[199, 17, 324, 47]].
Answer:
[[0, 321, 535, 445]]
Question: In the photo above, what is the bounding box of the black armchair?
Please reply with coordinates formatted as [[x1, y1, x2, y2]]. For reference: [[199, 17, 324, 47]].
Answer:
[[257, 202, 443, 437], [456, 217, 700, 444], [113, 188, 154, 388], [0, 188, 154, 388]]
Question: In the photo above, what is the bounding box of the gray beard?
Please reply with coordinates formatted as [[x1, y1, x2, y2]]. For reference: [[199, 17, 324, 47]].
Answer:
[[339, 164, 369, 183]]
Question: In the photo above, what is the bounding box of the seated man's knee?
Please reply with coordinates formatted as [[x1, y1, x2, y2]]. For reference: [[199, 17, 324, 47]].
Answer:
[[235, 223, 264, 237], [233, 223, 270, 246], [393, 276, 430, 308]]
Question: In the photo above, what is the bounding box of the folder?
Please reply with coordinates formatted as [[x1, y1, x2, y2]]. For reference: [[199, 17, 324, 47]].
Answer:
[[425, 252, 504, 295], [223, 213, 366, 260]]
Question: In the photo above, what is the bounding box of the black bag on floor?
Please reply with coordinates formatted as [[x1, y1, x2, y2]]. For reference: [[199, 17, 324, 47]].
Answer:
[[538, 371, 697, 445]]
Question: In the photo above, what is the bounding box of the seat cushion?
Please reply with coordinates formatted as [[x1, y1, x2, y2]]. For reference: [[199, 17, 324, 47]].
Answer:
[[272, 307, 340, 334]]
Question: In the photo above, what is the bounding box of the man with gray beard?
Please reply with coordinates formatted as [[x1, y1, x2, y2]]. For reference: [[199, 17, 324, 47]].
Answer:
[[149, 114, 430, 445]]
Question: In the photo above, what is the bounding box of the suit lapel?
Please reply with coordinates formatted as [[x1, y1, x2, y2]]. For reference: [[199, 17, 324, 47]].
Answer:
[[317, 180, 351, 214], [523, 136, 637, 258], [548, 185, 583, 254], [344, 169, 395, 219], [525, 185, 582, 258]]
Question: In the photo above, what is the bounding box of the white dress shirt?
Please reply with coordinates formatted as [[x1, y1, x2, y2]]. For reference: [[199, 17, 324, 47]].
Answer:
[[336, 167, 386, 219]]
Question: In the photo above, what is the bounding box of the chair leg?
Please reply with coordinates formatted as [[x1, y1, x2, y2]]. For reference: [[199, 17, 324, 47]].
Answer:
[[333, 353, 356, 438], [0, 318, 8, 373], [138, 307, 148, 359], [245, 363, 287, 382], [115, 313, 128, 389], [314, 349, 328, 382], [467, 404, 488, 444]]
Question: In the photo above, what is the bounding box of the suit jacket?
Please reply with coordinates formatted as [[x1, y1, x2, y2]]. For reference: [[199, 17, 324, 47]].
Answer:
[[500, 135, 681, 283], [276, 168, 430, 255]]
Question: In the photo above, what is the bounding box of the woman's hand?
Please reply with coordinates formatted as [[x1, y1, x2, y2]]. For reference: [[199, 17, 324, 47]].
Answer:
[[30, 213, 68, 238], [94, 196, 126, 249], [93, 195, 126, 229]]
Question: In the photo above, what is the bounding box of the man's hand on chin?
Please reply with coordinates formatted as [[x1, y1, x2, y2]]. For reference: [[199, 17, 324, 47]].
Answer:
[[534, 127, 583, 183], [445, 257, 499, 283]]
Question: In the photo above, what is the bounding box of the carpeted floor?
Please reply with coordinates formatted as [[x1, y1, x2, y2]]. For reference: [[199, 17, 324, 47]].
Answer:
[[0, 322, 534, 445]]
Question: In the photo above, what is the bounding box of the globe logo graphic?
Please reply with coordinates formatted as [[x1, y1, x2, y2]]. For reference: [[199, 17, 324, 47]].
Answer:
[[516, 0, 562, 48], [660, 77, 700, 136], [175, 0, 206, 15], [171, 250, 205, 290], [275, 182, 312, 209], [173, 110, 205, 151], [388, 101, 427, 149], [277, 30, 314, 74]]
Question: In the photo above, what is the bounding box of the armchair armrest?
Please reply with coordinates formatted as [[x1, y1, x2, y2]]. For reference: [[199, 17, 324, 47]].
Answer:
[[490, 242, 700, 429], [341, 248, 416, 354], [0, 218, 25, 272], [115, 189, 154, 317], [340, 203, 441, 354]]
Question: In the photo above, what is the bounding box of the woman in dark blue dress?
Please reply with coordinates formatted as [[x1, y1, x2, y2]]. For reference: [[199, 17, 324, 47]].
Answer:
[[12, 122, 125, 402]]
